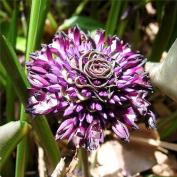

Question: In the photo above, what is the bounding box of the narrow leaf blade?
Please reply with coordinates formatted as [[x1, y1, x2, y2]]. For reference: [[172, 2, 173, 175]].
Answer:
[[0, 35, 29, 105]]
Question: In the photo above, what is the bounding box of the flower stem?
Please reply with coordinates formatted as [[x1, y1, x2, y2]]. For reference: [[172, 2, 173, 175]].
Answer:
[[79, 148, 90, 177]]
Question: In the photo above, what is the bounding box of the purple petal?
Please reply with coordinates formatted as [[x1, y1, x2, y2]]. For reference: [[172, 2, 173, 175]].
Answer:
[[64, 103, 76, 116], [94, 29, 105, 46], [86, 114, 93, 123], [112, 121, 129, 141]]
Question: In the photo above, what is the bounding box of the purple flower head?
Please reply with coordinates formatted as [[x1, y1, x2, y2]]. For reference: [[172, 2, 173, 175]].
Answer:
[[26, 26, 156, 151]]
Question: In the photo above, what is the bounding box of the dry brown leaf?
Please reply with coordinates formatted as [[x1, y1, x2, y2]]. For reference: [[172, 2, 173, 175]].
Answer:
[[153, 151, 177, 176], [90, 125, 159, 177]]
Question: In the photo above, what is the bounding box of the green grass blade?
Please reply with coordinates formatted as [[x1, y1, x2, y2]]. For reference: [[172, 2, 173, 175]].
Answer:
[[25, 0, 61, 168], [0, 63, 7, 79], [15, 105, 29, 177], [20, 1, 27, 37], [117, 19, 128, 37], [150, 2, 177, 61], [1, 0, 12, 15], [32, 117, 60, 167], [90, 1, 100, 19], [15, 136, 28, 177], [158, 111, 177, 139], [7, 7, 18, 46], [116, 1, 128, 37], [25, 0, 50, 61], [16, 37, 26, 53], [106, 0, 122, 35], [6, 7, 18, 122], [156, 1, 165, 22], [0, 121, 31, 170], [47, 12, 58, 30], [0, 35, 29, 104], [4, 9, 17, 174], [0, 63, 6, 89], [1, 157, 15, 177], [0, 74, 6, 89], [72, 0, 89, 16]]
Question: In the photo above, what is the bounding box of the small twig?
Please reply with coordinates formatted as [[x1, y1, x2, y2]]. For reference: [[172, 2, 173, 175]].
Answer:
[[51, 158, 65, 177], [38, 146, 47, 177], [51, 150, 80, 177], [65, 154, 79, 177], [130, 136, 177, 152]]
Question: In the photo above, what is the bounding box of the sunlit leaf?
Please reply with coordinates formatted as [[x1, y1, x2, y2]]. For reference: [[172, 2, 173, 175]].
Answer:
[[145, 38, 177, 102], [25, 0, 50, 61], [16, 37, 26, 53], [47, 12, 58, 30], [0, 121, 31, 169]]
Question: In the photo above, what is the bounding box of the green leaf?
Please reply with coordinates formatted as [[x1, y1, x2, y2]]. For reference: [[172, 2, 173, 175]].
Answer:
[[59, 16, 104, 31], [1, 0, 12, 15], [150, 2, 177, 61], [7, 7, 18, 46], [25, 0, 50, 61], [0, 63, 7, 80], [25, 0, 61, 169], [0, 19, 10, 38], [31, 117, 61, 168], [15, 105, 29, 177], [116, 1, 128, 38], [158, 111, 177, 139], [16, 36, 26, 53], [6, 7, 18, 122], [1, 157, 15, 177], [106, 0, 122, 35], [0, 121, 31, 169], [0, 35, 29, 105], [15, 1, 50, 175], [47, 12, 58, 30], [156, 1, 166, 22], [15, 137, 28, 177], [0, 73, 6, 89], [0, 63, 6, 89]]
